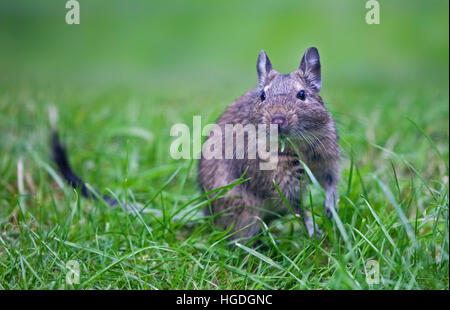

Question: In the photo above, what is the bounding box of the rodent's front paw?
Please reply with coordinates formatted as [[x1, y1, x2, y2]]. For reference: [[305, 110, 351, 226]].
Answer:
[[307, 226, 322, 239]]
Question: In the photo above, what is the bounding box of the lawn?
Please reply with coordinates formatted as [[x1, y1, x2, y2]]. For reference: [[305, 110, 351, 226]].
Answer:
[[0, 0, 448, 289]]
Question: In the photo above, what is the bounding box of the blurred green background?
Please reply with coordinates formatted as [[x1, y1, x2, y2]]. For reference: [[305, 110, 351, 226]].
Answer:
[[1, 0, 448, 90]]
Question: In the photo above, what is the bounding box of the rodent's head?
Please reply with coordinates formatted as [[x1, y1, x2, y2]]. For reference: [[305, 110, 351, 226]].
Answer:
[[252, 47, 332, 141]]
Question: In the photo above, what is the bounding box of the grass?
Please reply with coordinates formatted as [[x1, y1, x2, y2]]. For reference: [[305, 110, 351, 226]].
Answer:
[[0, 82, 447, 290], [0, 0, 448, 290]]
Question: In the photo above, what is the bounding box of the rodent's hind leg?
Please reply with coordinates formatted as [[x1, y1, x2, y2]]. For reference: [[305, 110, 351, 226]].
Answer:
[[212, 195, 264, 243], [229, 207, 263, 242]]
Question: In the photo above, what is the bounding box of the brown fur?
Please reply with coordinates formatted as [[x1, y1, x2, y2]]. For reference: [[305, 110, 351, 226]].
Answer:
[[199, 48, 341, 241]]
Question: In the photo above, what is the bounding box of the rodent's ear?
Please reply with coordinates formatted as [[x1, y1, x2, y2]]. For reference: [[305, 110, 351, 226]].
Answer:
[[257, 50, 273, 89], [299, 47, 322, 92]]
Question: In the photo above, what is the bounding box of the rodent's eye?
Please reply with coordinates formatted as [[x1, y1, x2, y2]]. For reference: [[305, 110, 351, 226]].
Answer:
[[296, 90, 306, 101], [260, 91, 266, 101]]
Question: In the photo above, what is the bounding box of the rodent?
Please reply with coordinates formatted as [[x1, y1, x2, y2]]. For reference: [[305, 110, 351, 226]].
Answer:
[[50, 47, 340, 242], [198, 47, 341, 241]]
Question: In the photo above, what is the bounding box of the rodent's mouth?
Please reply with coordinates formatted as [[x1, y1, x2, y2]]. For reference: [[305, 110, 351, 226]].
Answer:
[[279, 127, 312, 141], [278, 130, 291, 139], [272, 126, 287, 136]]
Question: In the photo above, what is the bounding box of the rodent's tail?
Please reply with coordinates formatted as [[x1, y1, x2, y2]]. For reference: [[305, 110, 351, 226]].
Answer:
[[48, 106, 168, 218], [51, 130, 121, 208]]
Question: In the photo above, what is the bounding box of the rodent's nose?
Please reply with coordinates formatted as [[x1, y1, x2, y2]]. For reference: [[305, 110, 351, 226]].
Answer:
[[271, 114, 287, 129]]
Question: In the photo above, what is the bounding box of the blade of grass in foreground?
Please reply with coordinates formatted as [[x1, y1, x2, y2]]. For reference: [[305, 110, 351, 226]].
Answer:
[[170, 168, 251, 222], [375, 176, 418, 248], [235, 242, 306, 287], [272, 179, 309, 236], [406, 117, 448, 170], [258, 219, 300, 272], [83, 245, 175, 286], [220, 263, 275, 290]]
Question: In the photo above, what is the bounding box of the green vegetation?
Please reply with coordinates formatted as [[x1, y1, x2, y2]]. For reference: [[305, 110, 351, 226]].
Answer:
[[0, 0, 448, 289]]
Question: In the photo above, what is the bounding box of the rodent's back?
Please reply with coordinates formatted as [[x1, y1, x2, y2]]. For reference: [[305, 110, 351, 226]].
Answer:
[[215, 88, 258, 127], [197, 88, 259, 193]]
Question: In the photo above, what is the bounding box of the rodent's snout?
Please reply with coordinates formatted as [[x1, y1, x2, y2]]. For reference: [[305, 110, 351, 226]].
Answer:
[[270, 114, 287, 130]]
